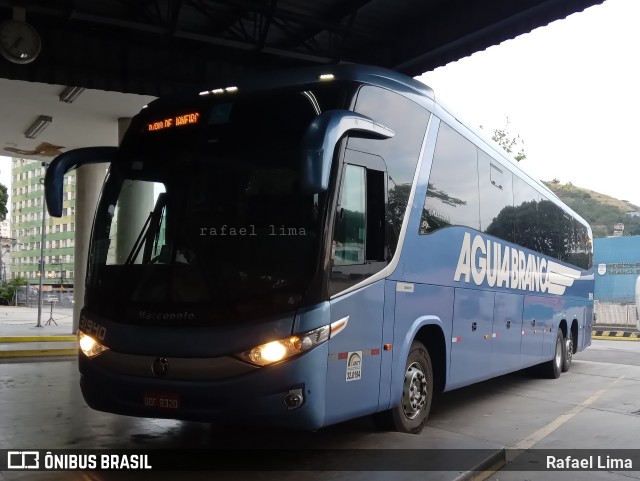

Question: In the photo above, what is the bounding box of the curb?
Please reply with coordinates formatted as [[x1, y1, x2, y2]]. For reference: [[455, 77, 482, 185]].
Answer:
[[0, 348, 77, 358], [0, 335, 77, 358], [452, 448, 506, 481], [0, 336, 76, 343], [592, 330, 640, 340]]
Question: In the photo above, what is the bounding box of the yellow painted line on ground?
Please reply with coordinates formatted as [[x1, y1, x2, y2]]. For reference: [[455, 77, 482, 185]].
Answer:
[[0, 348, 77, 358], [592, 335, 640, 341], [0, 336, 77, 343], [592, 330, 640, 337], [452, 449, 506, 481], [509, 375, 625, 458]]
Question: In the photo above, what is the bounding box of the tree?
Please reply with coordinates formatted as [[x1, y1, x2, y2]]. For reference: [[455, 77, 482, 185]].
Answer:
[[0, 183, 7, 221], [482, 117, 527, 162], [0, 277, 27, 305]]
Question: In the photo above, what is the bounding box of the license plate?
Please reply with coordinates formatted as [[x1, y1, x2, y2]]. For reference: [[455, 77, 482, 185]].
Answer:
[[143, 391, 180, 410]]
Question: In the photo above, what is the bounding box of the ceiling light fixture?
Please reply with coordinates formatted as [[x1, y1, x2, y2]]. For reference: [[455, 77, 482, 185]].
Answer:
[[24, 115, 52, 139], [59, 86, 85, 103]]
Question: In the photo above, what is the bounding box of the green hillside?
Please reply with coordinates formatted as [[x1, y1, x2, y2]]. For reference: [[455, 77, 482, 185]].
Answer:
[[543, 181, 640, 238]]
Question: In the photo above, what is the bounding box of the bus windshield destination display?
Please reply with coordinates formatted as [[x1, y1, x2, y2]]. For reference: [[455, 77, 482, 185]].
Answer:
[[146, 112, 200, 132]]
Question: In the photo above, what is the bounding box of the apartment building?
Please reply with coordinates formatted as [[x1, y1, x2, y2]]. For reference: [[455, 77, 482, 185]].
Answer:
[[10, 158, 76, 289]]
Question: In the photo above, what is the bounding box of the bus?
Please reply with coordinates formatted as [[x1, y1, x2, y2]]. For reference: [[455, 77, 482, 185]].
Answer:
[[45, 64, 593, 434]]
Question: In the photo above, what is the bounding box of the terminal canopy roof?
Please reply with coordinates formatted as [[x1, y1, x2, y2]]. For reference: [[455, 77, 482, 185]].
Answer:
[[0, 0, 604, 96]]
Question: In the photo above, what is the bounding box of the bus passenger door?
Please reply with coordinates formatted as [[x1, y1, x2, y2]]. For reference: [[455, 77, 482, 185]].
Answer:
[[324, 154, 387, 425], [326, 283, 385, 424]]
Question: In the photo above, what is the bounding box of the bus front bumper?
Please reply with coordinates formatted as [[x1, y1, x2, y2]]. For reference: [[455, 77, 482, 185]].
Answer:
[[78, 343, 328, 431]]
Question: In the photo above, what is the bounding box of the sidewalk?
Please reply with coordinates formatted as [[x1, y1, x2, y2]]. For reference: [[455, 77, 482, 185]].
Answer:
[[592, 325, 640, 340], [0, 305, 77, 357]]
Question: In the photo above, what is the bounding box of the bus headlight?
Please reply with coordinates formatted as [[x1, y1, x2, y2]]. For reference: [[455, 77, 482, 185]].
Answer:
[[238, 325, 330, 367], [78, 331, 109, 359]]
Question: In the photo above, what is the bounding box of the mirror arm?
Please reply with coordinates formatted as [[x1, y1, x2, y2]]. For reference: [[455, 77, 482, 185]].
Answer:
[[301, 110, 394, 193], [45, 147, 118, 217]]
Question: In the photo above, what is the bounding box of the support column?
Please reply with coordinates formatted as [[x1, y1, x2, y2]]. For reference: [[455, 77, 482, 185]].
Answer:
[[115, 187, 155, 263], [115, 119, 153, 262], [72, 164, 108, 332]]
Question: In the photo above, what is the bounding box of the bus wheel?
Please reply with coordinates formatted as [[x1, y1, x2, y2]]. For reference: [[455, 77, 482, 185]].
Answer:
[[542, 330, 564, 379], [562, 330, 574, 373], [375, 341, 433, 434]]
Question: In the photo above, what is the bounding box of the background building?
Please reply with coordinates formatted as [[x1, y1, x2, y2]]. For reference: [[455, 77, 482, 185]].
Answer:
[[0, 219, 13, 282], [594, 236, 640, 327], [10, 158, 76, 292]]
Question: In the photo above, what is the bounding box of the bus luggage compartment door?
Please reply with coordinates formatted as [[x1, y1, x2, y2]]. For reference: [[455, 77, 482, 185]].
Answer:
[[449, 287, 494, 388]]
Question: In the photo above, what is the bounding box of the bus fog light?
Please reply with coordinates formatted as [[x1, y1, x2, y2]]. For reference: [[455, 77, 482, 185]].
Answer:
[[78, 331, 109, 359], [284, 388, 304, 409], [238, 326, 330, 367]]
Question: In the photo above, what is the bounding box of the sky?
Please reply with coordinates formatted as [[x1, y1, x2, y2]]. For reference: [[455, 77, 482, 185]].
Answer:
[[1, 0, 639, 208], [416, 0, 640, 206]]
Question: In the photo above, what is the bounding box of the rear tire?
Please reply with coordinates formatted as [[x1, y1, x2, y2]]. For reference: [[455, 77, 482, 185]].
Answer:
[[541, 329, 564, 379], [374, 341, 433, 434], [562, 329, 574, 373]]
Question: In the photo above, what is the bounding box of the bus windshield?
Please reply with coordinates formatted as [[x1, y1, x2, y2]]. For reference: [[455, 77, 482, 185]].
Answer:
[[87, 86, 348, 324]]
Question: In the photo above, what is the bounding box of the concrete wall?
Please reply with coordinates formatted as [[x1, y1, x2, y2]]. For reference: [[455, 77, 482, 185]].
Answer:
[[594, 300, 638, 327], [594, 236, 640, 303]]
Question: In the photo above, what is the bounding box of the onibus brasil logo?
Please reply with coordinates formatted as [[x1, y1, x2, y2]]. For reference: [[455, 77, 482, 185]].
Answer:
[[454, 232, 581, 295]]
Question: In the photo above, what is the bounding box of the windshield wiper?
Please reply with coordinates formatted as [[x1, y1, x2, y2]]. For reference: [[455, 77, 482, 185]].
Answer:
[[124, 193, 167, 265]]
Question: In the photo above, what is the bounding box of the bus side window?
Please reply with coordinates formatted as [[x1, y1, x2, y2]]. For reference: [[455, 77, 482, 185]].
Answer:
[[333, 164, 366, 266], [479, 151, 514, 242], [420, 122, 480, 234], [330, 160, 387, 296]]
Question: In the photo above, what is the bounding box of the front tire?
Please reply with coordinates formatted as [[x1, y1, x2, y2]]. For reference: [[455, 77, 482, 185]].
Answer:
[[374, 341, 433, 434]]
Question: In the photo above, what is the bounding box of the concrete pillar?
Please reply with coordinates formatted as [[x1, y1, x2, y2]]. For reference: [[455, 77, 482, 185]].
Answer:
[[114, 118, 155, 264], [72, 163, 108, 332], [114, 184, 155, 263]]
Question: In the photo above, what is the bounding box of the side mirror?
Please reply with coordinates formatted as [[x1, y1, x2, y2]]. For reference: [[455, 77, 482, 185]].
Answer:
[[300, 110, 394, 193], [45, 147, 119, 217]]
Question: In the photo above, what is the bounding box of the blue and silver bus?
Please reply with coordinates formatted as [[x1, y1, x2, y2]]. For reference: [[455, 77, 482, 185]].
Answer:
[[45, 64, 593, 433]]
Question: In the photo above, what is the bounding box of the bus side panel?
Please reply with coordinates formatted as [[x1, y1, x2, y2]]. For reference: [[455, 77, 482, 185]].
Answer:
[[491, 292, 524, 376], [378, 280, 398, 411], [391, 283, 453, 405], [448, 287, 494, 389], [582, 302, 593, 351], [533, 297, 590, 362], [324, 280, 384, 426], [521, 296, 552, 367], [551, 298, 591, 355]]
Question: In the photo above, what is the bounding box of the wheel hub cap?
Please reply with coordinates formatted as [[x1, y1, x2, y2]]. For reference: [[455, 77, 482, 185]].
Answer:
[[402, 362, 428, 420], [566, 338, 573, 363]]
